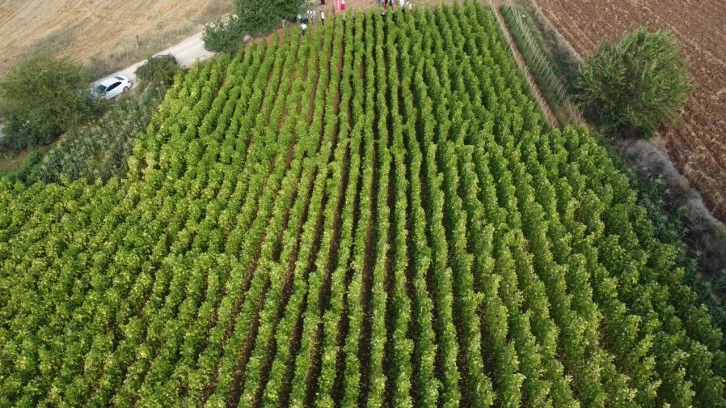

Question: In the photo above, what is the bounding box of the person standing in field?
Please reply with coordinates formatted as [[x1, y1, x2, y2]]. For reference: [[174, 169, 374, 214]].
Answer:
[[312, 10, 317, 25], [301, 22, 308, 35], [321, 10, 325, 25]]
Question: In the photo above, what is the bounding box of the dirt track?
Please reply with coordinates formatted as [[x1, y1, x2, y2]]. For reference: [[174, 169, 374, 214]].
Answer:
[[108, 31, 215, 86], [536, 0, 726, 221]]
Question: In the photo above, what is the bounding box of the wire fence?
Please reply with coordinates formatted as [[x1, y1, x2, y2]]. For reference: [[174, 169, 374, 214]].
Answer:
[[485, 0, 559, 126], [500, 4, 584, 125]]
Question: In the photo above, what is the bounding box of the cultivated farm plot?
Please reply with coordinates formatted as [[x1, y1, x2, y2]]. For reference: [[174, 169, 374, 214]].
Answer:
[[1, 4, 725, 407], [0, 0, 229, 76], [536, 0, 726, 221]]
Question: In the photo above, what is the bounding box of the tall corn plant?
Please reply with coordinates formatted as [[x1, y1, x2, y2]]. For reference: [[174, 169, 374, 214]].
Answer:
[[576, 29, 692, 138]]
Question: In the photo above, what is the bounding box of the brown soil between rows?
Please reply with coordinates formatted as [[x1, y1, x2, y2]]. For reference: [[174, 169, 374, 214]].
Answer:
[[536, 0, 726, 221]]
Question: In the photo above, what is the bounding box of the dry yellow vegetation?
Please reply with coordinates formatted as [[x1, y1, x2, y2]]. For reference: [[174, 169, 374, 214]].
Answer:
[[0, 0, 231, 77]]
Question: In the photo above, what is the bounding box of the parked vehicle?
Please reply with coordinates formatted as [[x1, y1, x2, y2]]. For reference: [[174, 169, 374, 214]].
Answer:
[[151, 54, 177, 64], [91, 75, 133, 100]]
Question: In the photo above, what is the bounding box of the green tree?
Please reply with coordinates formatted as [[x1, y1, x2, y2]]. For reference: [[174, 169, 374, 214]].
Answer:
[[0, 54, 100, 150], [235, 0, 303, 34], [575, 29, 692, 138], [203, 0, 303, 53], [203, 16, 246, 53]]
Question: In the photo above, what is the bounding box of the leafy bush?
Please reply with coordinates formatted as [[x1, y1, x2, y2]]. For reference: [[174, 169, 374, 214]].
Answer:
[[203, 0, 303, 52], [27, 86, 166, 184], [203, 16, 246, 53], [135, 55, 181, 88], [1, 112, 57, 150], [576, 29, 692, 138], [0, 54, 102, 150], [5, 151, 45, 183], [235, 0, 302, 34]]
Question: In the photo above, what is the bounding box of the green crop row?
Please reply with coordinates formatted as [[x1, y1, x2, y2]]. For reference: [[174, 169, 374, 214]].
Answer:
[[0, 3, 723, 407]]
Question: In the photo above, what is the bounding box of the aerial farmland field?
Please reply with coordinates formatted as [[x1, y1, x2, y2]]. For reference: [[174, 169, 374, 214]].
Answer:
[[1, 3, 725, 407], [536, 0, 726, 221]]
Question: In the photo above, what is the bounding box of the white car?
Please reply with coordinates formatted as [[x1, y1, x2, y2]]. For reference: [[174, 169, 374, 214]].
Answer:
[[92, 76, 133, 100]]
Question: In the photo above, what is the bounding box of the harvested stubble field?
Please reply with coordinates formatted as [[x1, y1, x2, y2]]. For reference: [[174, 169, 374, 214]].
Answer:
[[0, 0, 230, 77], [536, 0, 726, 221]]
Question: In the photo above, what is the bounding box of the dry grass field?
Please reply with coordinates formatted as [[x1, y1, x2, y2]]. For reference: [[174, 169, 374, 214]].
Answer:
[[0, 0, 231, 77]]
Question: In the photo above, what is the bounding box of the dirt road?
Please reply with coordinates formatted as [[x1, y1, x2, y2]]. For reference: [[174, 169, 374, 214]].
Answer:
[[99, 31, 215, 87]]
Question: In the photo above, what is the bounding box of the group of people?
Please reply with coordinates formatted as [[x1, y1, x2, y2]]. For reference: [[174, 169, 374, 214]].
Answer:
[[298, 8, 327, 36], [378, 0, 413, 11], [299, 0, 413, 36]]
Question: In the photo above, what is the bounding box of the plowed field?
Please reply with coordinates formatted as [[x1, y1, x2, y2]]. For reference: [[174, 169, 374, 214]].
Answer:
[[0, 0, 229, 77], [537, 0, 726, 221]]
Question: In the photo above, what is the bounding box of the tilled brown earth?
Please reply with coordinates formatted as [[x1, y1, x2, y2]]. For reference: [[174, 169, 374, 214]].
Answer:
[[537, 0, 726, 221]]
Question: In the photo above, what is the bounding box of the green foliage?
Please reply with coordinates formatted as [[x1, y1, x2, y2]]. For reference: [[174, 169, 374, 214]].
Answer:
[[203, 16, 246, 53], [0, 54, 100, 150], [203, 0, 304, 52], [235, 0, 303, 34], [3, 151, 45, 183], [134, 56, 180, 88], [501, 5, 579, 126], [576, 28, 692, 138], [1, 6, 725, 408], [26, 86, 166, 184]]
